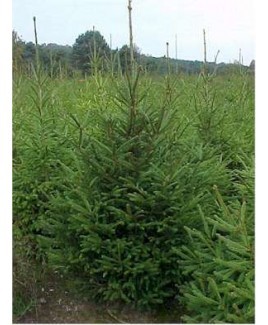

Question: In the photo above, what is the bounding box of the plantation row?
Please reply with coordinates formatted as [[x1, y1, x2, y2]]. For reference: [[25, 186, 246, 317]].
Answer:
[[13, 65, 254, 322]]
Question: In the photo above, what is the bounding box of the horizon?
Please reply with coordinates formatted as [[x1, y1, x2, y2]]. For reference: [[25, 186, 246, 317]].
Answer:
[[13, 30, 254, 67], [13, 0, 254, 65]]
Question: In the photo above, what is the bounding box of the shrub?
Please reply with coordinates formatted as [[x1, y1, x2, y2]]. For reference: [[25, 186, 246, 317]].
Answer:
[[37, 70, 232, 309], [177, 177, 254, 323]]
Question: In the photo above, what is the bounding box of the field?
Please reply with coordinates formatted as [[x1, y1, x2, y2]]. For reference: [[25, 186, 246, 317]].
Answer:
[[13, 59, 254, 323]]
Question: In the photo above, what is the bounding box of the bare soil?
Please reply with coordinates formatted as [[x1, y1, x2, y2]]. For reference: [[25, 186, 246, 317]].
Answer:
[[14, 273, 183, 324]]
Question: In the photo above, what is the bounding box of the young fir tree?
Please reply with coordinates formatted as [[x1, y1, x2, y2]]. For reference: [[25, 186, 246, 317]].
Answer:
[[13, 17, 71, 260], [38, 63, 233, 309], [41, 68, 184, 306], [176, 167, 254, 323]]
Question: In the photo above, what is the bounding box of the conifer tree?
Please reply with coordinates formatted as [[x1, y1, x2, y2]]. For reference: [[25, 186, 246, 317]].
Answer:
[[177, 179, 254, 323]]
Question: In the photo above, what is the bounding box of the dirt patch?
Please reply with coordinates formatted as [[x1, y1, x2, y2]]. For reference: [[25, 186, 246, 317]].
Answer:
[[14, 273, 182, 323]]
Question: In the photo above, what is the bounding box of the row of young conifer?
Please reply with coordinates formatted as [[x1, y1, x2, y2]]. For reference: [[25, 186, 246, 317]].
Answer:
[[13, 28, 254, 322]]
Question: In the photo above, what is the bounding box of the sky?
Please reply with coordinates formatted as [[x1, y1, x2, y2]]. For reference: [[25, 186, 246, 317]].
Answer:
[[12, 0, 254, 65]]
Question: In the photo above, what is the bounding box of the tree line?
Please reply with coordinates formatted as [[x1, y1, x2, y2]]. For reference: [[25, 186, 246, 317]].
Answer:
[[13, 29, 253, 78]]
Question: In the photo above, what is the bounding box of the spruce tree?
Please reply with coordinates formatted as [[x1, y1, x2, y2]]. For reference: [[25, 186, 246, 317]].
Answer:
[[177, 177, 254, 323]]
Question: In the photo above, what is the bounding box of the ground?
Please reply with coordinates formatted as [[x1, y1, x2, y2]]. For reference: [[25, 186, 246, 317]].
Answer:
[[14, 272, 183, 323]]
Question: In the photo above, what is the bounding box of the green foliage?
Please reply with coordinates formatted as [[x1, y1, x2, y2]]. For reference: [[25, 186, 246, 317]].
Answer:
[[37, 70, 183, 306], [72, 30, 111, 75], [13, 64, 72, 259], [13, 28, 251, 79], [12, 30, 73, 78], [177, 179, 254, 323], [13, 293, 34, 321], [117, 44, 140, 74], [13, 229, 39, 321], [13, 57, 254, 318], [12, 31, 25, 76], [32, 69, 233, 309]]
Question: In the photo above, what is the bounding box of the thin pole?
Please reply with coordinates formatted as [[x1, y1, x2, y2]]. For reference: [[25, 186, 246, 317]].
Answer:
[[203, 29, 207, 65], [175, 34, 178, 73], [175, 34, 178, 60], [166, 42, 171, 75], [110, 34, 114, 76], [203, 29, 207, 75], [128, 0, 134, 75], [33, 16, 40, 71], [110, 34, 112, 50], [166, 42, 169, 59]]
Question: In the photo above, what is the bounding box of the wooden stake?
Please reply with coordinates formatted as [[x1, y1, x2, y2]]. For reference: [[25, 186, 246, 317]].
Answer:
[[175, 34, 178, 60], [203, 29, 207, 65], [175, 34, 178, 73], [33, 16, 40, 71], [33, 16, 38, 48], [202, 29, 207, 75], [166, 42, 169, 59], [110, 33, 112, 50], [166, 42, 171, 75], [128, 0, 134, 75]]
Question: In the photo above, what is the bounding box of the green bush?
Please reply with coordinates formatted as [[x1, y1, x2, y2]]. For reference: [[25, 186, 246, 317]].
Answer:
[[13, 66, 254, 315], [36, 71, 232, 308], [177, 174, 254, 323], [13, 70, 73, 260]]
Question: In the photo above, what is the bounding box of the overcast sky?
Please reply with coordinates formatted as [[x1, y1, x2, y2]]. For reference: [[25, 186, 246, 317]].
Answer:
[[13, 0, 254, 65]]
